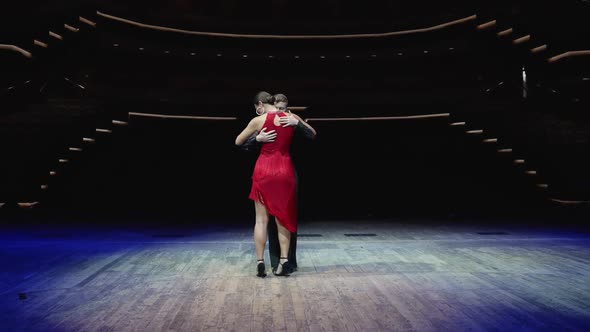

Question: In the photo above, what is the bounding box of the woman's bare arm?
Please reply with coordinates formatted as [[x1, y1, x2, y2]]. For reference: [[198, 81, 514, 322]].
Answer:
[[235, 116, 264, 146]]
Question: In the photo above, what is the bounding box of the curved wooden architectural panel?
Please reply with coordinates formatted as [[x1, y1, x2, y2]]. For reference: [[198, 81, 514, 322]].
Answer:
[[96, 10, 477, 39], [0, 44, 33, 58], [548, 50, 590, 63]]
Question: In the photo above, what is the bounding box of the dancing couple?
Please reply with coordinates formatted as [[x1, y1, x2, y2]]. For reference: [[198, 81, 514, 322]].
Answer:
[[235, 91, 316, 277]]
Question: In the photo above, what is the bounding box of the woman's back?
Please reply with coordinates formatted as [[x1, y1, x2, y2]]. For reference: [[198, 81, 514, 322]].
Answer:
[[259, 112, 294, 156]]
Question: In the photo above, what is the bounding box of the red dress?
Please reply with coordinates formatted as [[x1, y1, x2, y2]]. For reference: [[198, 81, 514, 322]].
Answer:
[[249, 112, 297, 232]]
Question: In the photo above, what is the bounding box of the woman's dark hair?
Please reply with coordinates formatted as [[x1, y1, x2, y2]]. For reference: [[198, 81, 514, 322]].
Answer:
[[253, 91, 275, 105], [273, 93, 288, 104]]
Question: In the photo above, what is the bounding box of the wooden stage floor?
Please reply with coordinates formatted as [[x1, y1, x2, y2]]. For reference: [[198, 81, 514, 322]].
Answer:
[[1, 219, 590, 331]]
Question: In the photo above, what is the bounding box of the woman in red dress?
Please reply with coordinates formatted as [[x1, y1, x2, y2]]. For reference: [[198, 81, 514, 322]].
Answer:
[[235, 91, 316, 277]]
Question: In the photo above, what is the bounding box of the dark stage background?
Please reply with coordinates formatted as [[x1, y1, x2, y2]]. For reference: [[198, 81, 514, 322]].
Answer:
[[1, 0, 589, 226]]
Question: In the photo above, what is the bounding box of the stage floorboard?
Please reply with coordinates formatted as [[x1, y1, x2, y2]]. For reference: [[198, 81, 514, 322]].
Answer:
[[1, 220, 590, 331]]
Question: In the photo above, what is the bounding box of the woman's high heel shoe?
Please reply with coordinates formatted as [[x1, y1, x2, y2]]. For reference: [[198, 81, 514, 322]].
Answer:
[[256, 260, 267, 278], [273, 257, 291, 276]]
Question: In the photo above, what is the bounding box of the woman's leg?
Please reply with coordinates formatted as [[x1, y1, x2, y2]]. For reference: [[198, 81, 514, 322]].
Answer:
[[254, 200, 270, 260], [267, 219, 280, 269], [275, 219, 291, 260]]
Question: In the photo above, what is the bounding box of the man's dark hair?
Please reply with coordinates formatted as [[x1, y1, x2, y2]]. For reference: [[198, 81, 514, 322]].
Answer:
[[273, 94, 288, 104]]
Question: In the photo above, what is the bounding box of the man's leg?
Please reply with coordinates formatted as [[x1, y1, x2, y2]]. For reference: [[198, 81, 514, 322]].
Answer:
[[267, 217, 280, 270], [288, 168, 299, 269], [288, 231, 297, 270]]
